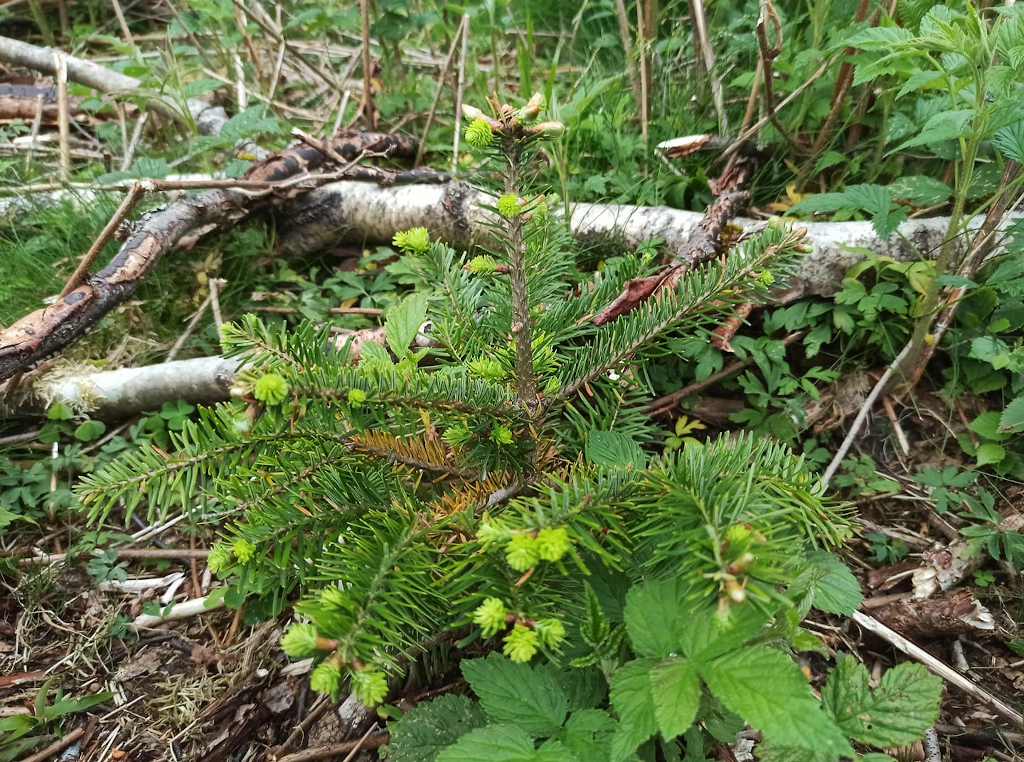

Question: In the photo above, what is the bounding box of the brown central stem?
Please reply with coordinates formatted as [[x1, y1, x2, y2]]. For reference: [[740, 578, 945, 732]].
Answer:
[[502, 138, 537, 411]]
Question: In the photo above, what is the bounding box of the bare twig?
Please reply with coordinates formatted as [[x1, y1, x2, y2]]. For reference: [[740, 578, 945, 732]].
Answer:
[[452, 14, 470, 172], [755, 0, 797, 149], [24, 93, 44, 173], [851, 610, 1024, 727], [275, 727, 387, 762], [690, 0, 726, 134], [59, 182, 145, 298], [821, 342, 912, 487], [358, 0, 377, 128], [209, 277, 225, 331], [53, 50, 70, 182], [649, 331, 804, 415], [20, 727, 85, 762], [614, 0, 644, 138], [415, 19, 464, 167], [793, 0, 871, 190], [165, 291, 213, 363], [110, 0, 135, 48]]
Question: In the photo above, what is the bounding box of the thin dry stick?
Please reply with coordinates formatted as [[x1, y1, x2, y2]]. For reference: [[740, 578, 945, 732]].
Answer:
[[16, 547, 212, 565], [165, 291, 213, 363], [690, 0, 726, 134], [452, 14, 470, 172], [209, 277, 225, 330], [851, 610, 1024, 727], [755, 0, 797, 149], [110, 0, 135, 48], [20, 727, 85, 762], [23, 93, 44, 173], [635, 0, 649, 140], [821, 341, 912, 487], [234, 51, 247, 109], [720, 55, 836, 161], [415, 18, 464, 167], [358, 0, 377, 129], [738, 57, 763, 136], [614, 0, 643, 134], [59, 182, 145, 298], [267, 38, 287, 103], [121, 110, 147, 171], [53, 50, 70, 182], [331, 90, 351, 135], [648, 331, 804, 415], [793, 0, 871, 190], [276, 726, 387, 762]]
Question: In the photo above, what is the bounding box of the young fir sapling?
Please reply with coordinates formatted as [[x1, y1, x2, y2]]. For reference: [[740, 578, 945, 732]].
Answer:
[[76, 98, 940, 755]]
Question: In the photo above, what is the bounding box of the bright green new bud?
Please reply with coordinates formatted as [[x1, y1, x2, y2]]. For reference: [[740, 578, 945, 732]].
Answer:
[[348, 388, 367, 405], [442, 424, 473, 447], [207, 543, 235, 574], [503, 624, 538, 662], [467, 255, 497, 274], [534, 618, 566, 648], [392, 227, 431, 253], [529, 120, 565, 139], [535, 526, 571, 561], [468, 357, 506, 382], [517, 92, 544, 122], [497, 194, 521, 217], [490, 424, 514, 445], [254, 373, 289, 405], [476, 519, 513, 544], [758, 271, 774, 286], [310, 657, 343, 696], [505, 533, 539, 571], [280, 623, 321, 657], [465, 119, 494, 148], [232, 539, 256, 563], [351, 668, 389, 706], [473, 597, 508, 637]]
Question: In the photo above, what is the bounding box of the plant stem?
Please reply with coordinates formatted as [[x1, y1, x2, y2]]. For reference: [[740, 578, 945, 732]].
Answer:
[[502, 138, 538, 412]]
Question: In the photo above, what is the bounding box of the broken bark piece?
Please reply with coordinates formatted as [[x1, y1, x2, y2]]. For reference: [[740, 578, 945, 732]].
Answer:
[[873, 589, 995, 639]]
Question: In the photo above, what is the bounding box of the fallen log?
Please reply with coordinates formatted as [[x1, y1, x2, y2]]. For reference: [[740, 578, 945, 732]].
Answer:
[[278, 179, 1023, 302]]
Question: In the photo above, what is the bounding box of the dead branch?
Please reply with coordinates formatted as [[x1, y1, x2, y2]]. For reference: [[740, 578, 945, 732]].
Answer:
[[0, 133, 418, 382]]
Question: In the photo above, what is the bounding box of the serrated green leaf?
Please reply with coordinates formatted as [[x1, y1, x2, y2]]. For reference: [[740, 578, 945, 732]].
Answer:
[[360, 340, 393, 365], [650, 657, 701, 738], [386, 292, 430, 358], [385, 694, 487, 762], [802, 552, 863, 615], [462, 654, 568, 737], [586, 430, 646, 470], [609, 658, 659, 761], [558, 709, 616, 762], [976, 443, 1006, 466], [623, 579, 686, 657], [887, 176, 952, 206], [678, 601, 772, 664], [435, 724, 546, 762], [822, 657, 941, 747], [993, 122, 1024, 163], [701, 646, 851, 755], [893, 109, 977, 152], [1000, 396, 1024, 432]]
